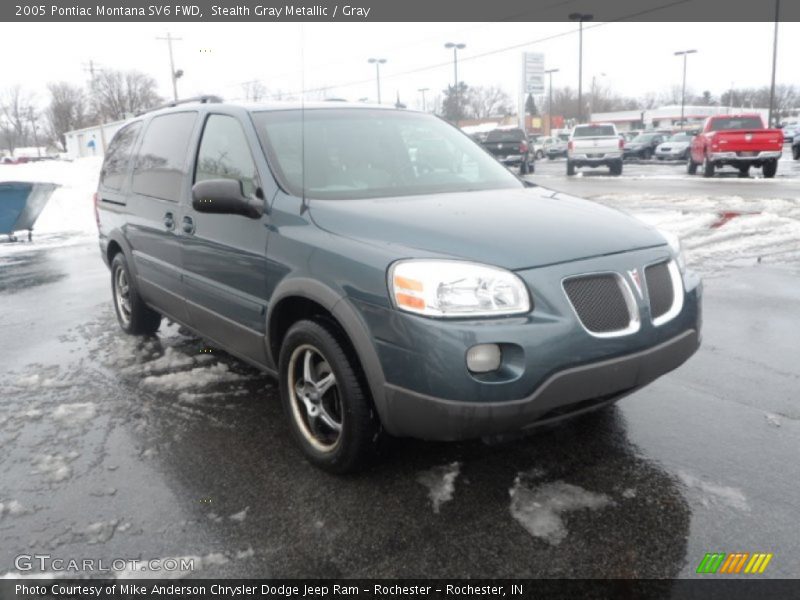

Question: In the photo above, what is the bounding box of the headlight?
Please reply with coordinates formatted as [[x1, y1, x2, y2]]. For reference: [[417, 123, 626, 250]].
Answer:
[[388, 260, 531, 317], [659, 230, 686, 272]]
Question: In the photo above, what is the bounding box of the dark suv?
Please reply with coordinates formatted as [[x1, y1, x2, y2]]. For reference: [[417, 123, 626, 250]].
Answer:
[[97, 99, 702, 473]]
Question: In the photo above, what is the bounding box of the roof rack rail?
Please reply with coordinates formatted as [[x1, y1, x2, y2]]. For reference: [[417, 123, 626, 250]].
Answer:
[[136, 95, 223, 116]]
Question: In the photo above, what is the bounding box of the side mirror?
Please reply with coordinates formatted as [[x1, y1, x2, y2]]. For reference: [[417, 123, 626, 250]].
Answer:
[[191, 179, 264, 219]]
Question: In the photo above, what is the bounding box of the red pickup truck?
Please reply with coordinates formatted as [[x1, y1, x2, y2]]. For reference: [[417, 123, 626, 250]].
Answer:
[[687, 114, 783, 178]]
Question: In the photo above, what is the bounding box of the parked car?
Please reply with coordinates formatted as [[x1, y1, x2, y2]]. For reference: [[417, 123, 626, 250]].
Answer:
[[529, 135, 547, 159], [624, 132, 668, 160], [96, 100, 701, 472], [792, 134, 800, 160], [655, 132, 694, 161], [545, 133, 570, 159], [482, 128, 535, 174], [780, 122, 799, 144], [687, 114, 783, 178], [567, 123, 625, 176]]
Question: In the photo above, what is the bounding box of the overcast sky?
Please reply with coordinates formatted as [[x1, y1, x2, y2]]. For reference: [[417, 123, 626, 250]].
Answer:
[[2, 22, 797, 111]]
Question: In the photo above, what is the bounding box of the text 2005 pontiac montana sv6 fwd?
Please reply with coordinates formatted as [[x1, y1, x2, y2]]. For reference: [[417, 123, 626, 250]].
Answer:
[[96, 98, 701, 472]]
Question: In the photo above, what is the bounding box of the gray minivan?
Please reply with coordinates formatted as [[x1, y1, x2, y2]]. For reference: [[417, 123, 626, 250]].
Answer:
[[96, 98, 702, 472]]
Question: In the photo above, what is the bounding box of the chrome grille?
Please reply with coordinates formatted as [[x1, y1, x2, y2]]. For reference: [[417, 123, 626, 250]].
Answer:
[[563, 274, 631, 334], [645, 261, 674, 320]]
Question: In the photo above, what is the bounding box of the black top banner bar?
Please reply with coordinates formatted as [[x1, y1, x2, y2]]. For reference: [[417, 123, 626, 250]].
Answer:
[[3, 0, 799, 22]]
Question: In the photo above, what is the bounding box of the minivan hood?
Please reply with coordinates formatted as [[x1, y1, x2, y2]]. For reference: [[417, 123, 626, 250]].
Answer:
[[308, 187, 665, 270]]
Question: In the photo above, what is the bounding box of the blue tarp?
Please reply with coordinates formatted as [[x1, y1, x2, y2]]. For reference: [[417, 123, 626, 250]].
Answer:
[[0, 181, 59, 237]]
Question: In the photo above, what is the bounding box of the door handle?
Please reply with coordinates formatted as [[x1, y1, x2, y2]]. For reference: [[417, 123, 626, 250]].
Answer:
[[182, 216, 195, 235], [164, 212, 175, 230]]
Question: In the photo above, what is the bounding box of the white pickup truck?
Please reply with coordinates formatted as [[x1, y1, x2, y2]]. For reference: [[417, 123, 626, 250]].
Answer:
[[567, 123, 624, 176]]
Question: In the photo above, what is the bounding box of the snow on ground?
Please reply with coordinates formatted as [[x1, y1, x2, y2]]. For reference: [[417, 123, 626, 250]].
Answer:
[[417, 462, 461, 514], [32, 453, 79, 483], [0, 500, 30, 518], [141, 363, 246, 391], [509, 477, 613, 545], [0, 157, 102, 253], [594, 193, 800, 272], [678, 471, 749, 512], [52, 402, 97, 427]]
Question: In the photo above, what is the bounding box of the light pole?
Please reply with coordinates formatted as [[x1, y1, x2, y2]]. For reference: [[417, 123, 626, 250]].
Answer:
[[590, 72, 607, 119], [444, 42, 466, 121], [156, 32, 183, 101], [674, 49, 697, 128], [545, 68, 559, 135], [367, 58, 387, 104], [417, 87, 430, 112], [767, 0, 780, 127], [569, 13, 593, 123]]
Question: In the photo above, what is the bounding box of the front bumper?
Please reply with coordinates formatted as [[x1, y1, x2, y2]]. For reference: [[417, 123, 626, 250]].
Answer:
[[383, 328, 698, 440], [359, 246, 702, 440]]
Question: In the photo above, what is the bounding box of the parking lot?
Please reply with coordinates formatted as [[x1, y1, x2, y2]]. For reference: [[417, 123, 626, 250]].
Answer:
[[1, 155, 799, 578]]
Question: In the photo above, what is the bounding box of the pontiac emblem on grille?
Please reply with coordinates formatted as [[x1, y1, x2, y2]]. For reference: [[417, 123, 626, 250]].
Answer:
[[628, 268, 644, 298]]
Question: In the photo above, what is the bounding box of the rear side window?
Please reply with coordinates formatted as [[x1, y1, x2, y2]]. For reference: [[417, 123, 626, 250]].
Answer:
[[486, 129, 525, 142], [132, 112, 197, 202], [573, 125, 616, 137], [100, 122, 141, 190], [195, 115, 260, 197]]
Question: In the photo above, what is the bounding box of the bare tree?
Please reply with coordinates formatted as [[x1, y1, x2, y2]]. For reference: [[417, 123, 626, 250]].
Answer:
[[90, 69, 161, 121], [45, 82, 90, 150], [465, 85, 513, 119], [241, 80, 267, 102], [0, 85, 34, 155]]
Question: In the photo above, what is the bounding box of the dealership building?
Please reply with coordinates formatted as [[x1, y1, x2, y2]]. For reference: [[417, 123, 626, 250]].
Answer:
[[590, 104, 770, 131]]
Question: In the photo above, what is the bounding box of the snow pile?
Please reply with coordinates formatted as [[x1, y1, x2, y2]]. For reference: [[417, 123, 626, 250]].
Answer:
[[678, 471, 749, 511], [32, 453, 78, 483], [509, 478, 613, 545], [417, 461, 461, 514], [0, 157, 102, 238], [52, 402, 97, 427], [229, 507, 249, 522], [595, 193, 800, 271], [0, 500, 30, 518], [141, 363, 246, 391]]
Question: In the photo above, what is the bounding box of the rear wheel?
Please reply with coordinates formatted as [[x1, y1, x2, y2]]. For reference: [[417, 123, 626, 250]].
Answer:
[[609, 160, 623, 176], [793, 145, 800, 160], [642, 148, 652, 160], [110, 252, 161, 335], [738, 165, 750, 178], [702, 155, 715, 178], [519, 161, 528, 175], [536, 150, 544, 160], [687, 155, 698, 174], [762, 160, 777, 178], [566, 161, 576, 176], [279, 319, 383, 473]]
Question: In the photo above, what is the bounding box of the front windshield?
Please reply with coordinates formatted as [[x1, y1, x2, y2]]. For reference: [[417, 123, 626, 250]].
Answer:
[[252, 109, 523, 200], [632, 134, 656, 143], [668, 133, 691, 142]]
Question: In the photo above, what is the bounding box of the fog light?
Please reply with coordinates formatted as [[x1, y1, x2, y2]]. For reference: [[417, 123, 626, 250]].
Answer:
[[466, 344, 502, 373]]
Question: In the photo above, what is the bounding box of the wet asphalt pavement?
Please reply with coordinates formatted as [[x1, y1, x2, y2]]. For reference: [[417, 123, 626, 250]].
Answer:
[[1, 233, 799, 579]]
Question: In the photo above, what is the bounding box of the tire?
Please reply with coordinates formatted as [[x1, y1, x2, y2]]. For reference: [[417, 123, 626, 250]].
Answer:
[[536, 150, 544, 160], [528, 161, 535, 174], [642, 148, 652, 160], [519, 161, 528, 175], [738, 165, 750, 178], [279, 319, 382, 474], [793, 145, 800, 160], [566, 161, 576, 176], [687, 155, 698, 175], [110, 252, 161, 335], [762, 159, 777, 178], [609, 160, 623, 176], [702, 155, 715, 178], [547, 155, 555, 161]]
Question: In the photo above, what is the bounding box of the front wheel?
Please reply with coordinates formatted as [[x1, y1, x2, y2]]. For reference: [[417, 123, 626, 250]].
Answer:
[[762, 160, 777, 178], [110, 253, 161, 335], [536, 150, 544, 160], [642, 148, 652, 160], [279, 319, 383, 474]]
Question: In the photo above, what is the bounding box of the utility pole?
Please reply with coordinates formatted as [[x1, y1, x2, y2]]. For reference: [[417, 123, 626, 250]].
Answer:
[[569, 13, 593, 123], [545, 68, 559, 135], [367, 58, 387, 104], [767, 0, 780, 127], [674, 49, 697, 128], [590, 72, 606, 119], [418, 87, 429, 112], [156, 32, 183, 101], [82, 59, 107, 153]]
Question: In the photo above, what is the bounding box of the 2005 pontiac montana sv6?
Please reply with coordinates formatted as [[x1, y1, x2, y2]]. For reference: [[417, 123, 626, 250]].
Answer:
[[96, 98, 702, 472]]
